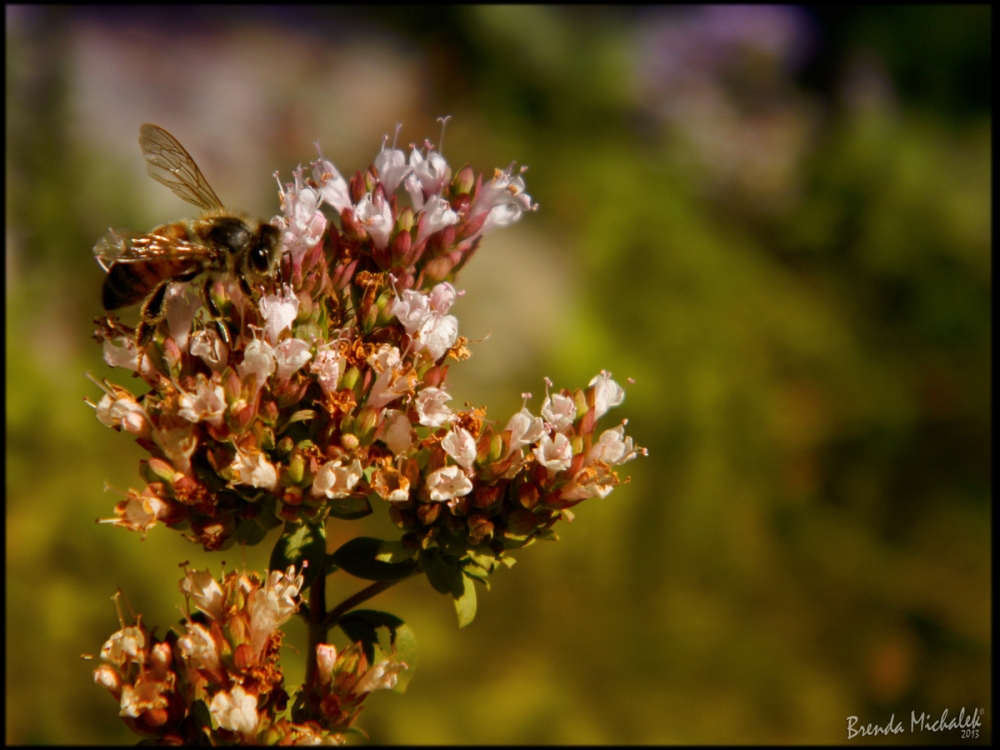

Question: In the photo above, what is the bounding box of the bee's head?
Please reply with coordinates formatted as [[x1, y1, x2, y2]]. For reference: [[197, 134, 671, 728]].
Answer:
[[244, 223, 282, 281]]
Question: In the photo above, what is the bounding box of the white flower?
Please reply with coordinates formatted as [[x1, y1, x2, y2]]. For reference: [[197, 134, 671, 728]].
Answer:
[[391, 289, 431, 334], [590, 371, 625, 419], [119, 678, 171, 720], [190, 329, 229, 372], [559, 469, 616, 500], [586, 424, 637, 466], [469, 165, 535, 235], [310, 346, 344, 393], [96, 391, 152, 438], [178, 375, 226, 427], [408, 145, 451, 201], [442, 426, 477, 469], [275, 165, 328, 266], [416, 195, 459, 244], [418, 312, 458, 361], [428, 282, 457, 314], [391, 284, 460, 360], [381, 409, 413, 456], [313, 145, 352, 214], [354, 189, 393, 250], [259, 286, 300, 346], [312, 458, 363, 499], [209, 685, 259, 739], [165, 283, 202, 351], [98, 488, 170, 535], [231, 450, 278, 490], [541, 392, 577, 432], [505, 408, 545, 455], [355, 659, 409, 693], [100, 626, 146, 666], [103, 337, 139, 371], [374, 143, 411, 195], [367, 345, 409, 409], [238, 337, 276, 387], [247, 565, 303, 658], [274, 338, 313, 381], [180, 569, 226, 621], [533, 432, 573, 476], [426, 465, 473, 502], [415, 387, 455, 427], [177, 622, 220, 672], [153, 427, 197, 474]]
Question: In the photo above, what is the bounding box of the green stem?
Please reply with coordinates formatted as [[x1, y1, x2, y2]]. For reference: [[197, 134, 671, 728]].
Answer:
[[323, 574, 417, 629], [303, 554, 328, 693]]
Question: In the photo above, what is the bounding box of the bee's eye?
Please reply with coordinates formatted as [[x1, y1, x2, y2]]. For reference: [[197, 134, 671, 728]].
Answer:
[[249, 246, 270, 273]]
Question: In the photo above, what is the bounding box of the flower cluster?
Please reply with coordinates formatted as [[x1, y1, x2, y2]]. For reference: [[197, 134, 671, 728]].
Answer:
[[94, 566, 314, 743], [90, 125, 640, 568], [90, 123, 643, 742]]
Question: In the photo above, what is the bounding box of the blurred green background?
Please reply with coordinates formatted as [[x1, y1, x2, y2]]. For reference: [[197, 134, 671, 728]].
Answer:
[[6, 6, 990, 744]]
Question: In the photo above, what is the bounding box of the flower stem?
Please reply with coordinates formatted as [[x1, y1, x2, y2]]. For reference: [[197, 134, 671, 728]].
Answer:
[[304, 553, 328, 693], [323, 574, 417, 629]]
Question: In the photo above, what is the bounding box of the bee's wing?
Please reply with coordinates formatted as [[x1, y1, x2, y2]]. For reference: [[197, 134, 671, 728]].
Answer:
[[138, 123, 225, 212], [93, 229, 214, 269]]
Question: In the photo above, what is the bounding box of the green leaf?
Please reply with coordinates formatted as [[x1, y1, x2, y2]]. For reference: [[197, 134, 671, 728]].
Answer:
[[255, 496, 284, 531], [233, 518, 269, 546], [190, 699, 213, 729], [376, 539, 416, 564], [454, 572, 478, 629], [330, 537, 419, 581], [269, 519, 327, 590], [422, 551, 464, 596], [326, 495, 373, 520]]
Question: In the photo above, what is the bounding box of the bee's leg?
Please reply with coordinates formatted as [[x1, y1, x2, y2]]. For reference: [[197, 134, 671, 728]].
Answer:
[[214, 320, 231, 347], [203, 277, 222, 318], [136, 280, 171, 349], [202, 277, 231, 346]]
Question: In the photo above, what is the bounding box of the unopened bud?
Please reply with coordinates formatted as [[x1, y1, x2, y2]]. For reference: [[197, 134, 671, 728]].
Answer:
[[375, 289, 396, 328], [453, 164, 475, 196], [506, 508, 537, 536], [517, 483, 539, 509], [467, 515, 494, 545], [361, 302, 379, 333], [389, 229, 412, 269], [473, 485, 501, 509], [341, 366, 360, 393], [416, 503, 441, 525], [389, 505, 417, 529], [144, 708, 169, 728], [340, 433, 360, 452], [234, 643, 254, 671], [487, 433, 504, 464], [276, 436, 294, 458], [316, 643, 338, 685], [354, 406, 380, 445], [223, 367, 241, 405], [259, 399, 279, 426], [147, 457, 178, 485], [288, 452, 306, 485], [296, 292, 314, 322]]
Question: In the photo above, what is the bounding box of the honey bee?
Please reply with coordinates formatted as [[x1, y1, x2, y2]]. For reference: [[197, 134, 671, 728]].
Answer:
[[94, 123, 282, 347]]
